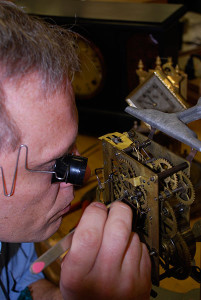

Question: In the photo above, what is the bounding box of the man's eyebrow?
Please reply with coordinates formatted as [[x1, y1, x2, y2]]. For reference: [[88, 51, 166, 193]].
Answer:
[[41, 139, 77, 167]]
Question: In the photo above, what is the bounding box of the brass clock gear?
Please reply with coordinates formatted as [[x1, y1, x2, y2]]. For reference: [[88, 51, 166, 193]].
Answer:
[[111, 157, 149, 214], [161, 233, 192, 280], [169, 233, 192, 279], [176, 171, 195, 205], [112, 157, 136, 200], [147, 158, 178, 191]]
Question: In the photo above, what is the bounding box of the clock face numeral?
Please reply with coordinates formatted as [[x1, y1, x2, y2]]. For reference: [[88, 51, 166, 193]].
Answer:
[[72, 36, 105, 99], [142, 85, 175, 110]]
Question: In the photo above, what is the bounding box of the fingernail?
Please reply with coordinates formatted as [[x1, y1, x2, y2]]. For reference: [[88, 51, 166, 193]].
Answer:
[[91, 202, 107, 211], [110, 201, 130, 211]]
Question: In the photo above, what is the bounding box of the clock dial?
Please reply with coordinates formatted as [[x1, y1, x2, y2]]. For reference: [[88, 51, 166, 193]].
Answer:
[[139, 84, 180, 112], [72, 35, 105, 99], [126, 71, 187, 113]]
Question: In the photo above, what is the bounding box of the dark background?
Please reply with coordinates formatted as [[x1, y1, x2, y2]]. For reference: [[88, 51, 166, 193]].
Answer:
[[168, 1, 201, 13], [18, 0, 188, 135]]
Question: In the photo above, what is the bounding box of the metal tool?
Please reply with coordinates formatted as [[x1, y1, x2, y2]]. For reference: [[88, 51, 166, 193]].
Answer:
[[125, 97, 201, 151], [30, 229, 75, 274]]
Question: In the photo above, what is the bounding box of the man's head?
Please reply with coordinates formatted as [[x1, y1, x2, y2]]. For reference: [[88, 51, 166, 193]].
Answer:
[[0, 1, 80, 242], [0, 0, 79, 152]]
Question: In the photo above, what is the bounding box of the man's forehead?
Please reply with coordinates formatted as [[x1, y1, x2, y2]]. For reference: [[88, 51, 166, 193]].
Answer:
[[42, 128, 78, 160], [3, 73, 78, 164], [26, 101, 78, 164], [4, 72, 73, 104]]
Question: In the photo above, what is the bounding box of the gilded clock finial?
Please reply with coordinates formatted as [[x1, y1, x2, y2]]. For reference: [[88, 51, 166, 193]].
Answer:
[[136, 59, 148, 84], [175, 64, 179, 73], [167, 57, 173, 65], [138, 59, 144, 70], [165, 63, 182, 93], [155, 56, 162, 70]]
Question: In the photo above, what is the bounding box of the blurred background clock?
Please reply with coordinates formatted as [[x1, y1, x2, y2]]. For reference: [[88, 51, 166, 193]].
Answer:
[[72, 35, 105, 100], [16, 0, 186, 135]]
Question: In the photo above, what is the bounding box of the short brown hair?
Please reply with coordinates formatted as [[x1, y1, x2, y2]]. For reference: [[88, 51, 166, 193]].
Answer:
[[0, 0, 79, 151]]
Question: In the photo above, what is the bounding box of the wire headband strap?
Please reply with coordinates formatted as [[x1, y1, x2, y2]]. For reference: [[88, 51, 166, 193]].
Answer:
[[0, 145, 54, 197]]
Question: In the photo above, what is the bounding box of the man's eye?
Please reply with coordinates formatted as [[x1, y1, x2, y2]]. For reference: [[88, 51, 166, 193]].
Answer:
[[37, 161, 56, 172], [48, 162, 56, 172]]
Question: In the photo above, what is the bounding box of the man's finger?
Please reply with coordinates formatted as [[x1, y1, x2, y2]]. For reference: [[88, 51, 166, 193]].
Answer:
[[140, 243, 151, 280], [61, 202, 107, 281], [121, 232, 142, 275], [94, 201, 133, 272]]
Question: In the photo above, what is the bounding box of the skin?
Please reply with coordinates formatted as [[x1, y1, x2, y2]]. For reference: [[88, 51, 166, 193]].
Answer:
[[60, 201, 152, 300], [0, 73, 78, 242], [0, 72, 151, 299]]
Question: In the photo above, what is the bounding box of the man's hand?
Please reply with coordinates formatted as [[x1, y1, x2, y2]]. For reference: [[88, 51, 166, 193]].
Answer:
[[29, 279, 63, 300], [60, 201, 151, 300]]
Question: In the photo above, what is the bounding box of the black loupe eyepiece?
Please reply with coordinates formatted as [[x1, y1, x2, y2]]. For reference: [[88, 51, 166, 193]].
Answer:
[[51, 155, 88, 186]]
